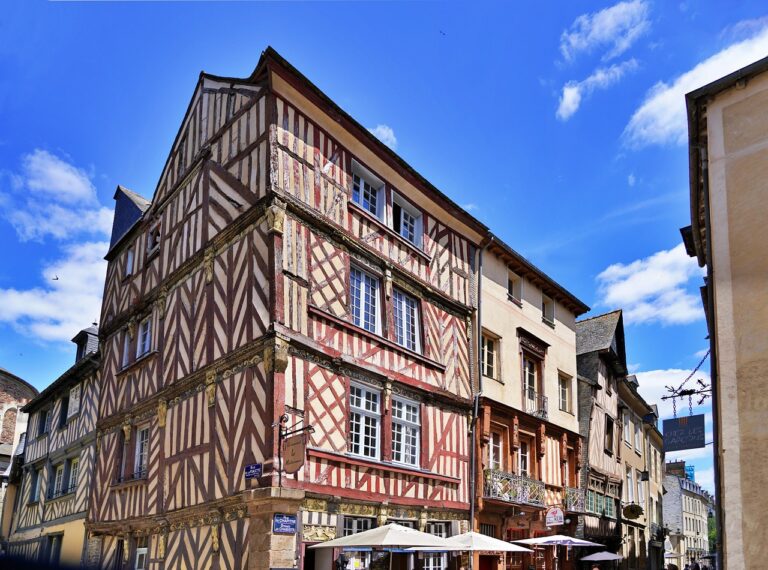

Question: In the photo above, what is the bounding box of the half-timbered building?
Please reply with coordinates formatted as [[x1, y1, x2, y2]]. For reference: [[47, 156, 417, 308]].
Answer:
[[474, 241, 589, 570], [5, 327, 100, 565], [575, 311, 627, 551], [87, 47, 485, 570]]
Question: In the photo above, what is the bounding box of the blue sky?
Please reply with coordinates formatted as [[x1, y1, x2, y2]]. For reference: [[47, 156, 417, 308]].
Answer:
[[3, 0, 767, 492]]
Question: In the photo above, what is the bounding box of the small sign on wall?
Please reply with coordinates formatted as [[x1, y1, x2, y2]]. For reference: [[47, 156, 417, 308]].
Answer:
[[545, 506, 564, 527], [244, 463, 262, 479], [273, 513, 298, 534], [663, 415, 706, 452]]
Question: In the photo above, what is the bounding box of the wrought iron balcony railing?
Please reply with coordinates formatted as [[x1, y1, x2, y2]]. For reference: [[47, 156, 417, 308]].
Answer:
[[522, 388, 548, 420], [484, 469, 545, 507], [47, 484, 76, 500], [565, 486, 585, 512], [115, 468, 148, 484]]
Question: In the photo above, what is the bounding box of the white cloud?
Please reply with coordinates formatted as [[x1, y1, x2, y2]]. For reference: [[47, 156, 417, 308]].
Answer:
[[560, 0, 650, 62], [596, 243, 704, 325], [0, 241, 108, 343], [1, 149, 113, 242], [461, 203, 479, 212], [628, 173, 636, 186], [624, 22, 768, 147], [694, 467, 715, 493], [557, 59, 639, 120], [694, 348, 709, 359], [368, 124, 397, 150]]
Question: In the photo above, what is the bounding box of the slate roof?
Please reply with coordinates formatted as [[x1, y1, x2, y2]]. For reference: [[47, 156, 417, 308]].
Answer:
[[120, 186, 151, 212], [575, 310, 623, 356]]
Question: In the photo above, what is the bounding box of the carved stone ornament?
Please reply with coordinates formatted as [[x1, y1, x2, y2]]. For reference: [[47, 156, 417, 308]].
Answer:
[[377, 505, 389, 527], [157, 399, 168, 429], [157, 287, 168, 320], [211, 524, 220, 553], [204, 248, 215, 284], [274, 336, 289, 374], [205, 370, 217, 407], [127, 318, 137, 340], [302, 498, 328, 512], [384, 269, 393, 300], [263, 346, 274, 374], [418, 510, 428, 532], [266, 200, 286, 235], [518, 329, 548, 359], [123, 536, 131, 562], [303, 525, 337, 542]]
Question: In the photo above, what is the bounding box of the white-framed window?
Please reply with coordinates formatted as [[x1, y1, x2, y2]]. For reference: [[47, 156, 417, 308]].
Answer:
[[623, 412, 632, 444], [68, 458, 79, 493], [53, 463, 64, 496], [605, 495, 616, 518], [122, 331, 131, 368], [124, 246, 135, 277], [481, 334, 498, 380], [349, 384, 380, 459], [136, 317, 152, 358], [351, 162, 384, 220], [29, 469, 41, 502], [489, 431, 503, 470], [558, 374, 571, 412], [392, 289, 420, 352], [634, 418, 642, 452], [134, 426, 150, 477], [424, 552, 447, 570], [523, 356, 537, 397], [392, 193, 422, 247], [350, 267, 380, 334], [542, 294, 555, 325], [391, 397, 420, 466], [637, 470, 645, 504], [518, 440, 530, 477], [68, 384, 81, 418], [626, 465, 635, 502], [342, 517, 374, 570], [134, 536, 148, 570], [507, 271, 522, 302]]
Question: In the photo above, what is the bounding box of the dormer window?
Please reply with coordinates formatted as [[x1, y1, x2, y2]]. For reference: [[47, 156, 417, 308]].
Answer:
[[146, 222, 161, 256], [392, 193, 422, 247], [351, 161, 384, 220]]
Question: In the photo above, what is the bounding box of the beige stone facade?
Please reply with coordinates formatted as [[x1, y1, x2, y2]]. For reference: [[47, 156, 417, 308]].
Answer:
[[685, 55, 768, 569]]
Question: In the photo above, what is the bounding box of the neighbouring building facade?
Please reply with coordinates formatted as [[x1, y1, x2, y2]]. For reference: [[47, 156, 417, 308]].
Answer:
[[474, 241, 589, 570], [5, 327, 100, 565], [575, 311, 626, 552], [86, 47, 485, 570], [0, 368, 38, 548], [616, 375, 663, 570], [663, 470, 710, 567], [682, 55, 768, 569]]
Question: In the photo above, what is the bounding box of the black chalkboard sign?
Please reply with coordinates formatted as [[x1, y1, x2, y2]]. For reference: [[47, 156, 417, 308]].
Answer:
[[663, 414, 706, 452]]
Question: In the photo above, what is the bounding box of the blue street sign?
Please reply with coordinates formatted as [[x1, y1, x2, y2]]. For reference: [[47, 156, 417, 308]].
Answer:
[[663, 415, 706, 452], [244, 463, 262, 479], [273, 514, 297, 534]]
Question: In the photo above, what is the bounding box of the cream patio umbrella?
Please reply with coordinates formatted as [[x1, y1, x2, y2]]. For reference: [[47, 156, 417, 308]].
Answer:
[[408, 532, 534, 553], [308, 523, 451, 549]]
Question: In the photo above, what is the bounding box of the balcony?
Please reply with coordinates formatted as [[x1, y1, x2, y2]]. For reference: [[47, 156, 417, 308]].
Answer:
[[565, 486, 585, 512], [484, 469, 545, 507], [47, 484, 76, 501], [114, 468, 148, 485], [522, 388, 548, 420]]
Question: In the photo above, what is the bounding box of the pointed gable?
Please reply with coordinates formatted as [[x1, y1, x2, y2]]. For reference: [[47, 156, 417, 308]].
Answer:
[[109, 185, 150, 250]]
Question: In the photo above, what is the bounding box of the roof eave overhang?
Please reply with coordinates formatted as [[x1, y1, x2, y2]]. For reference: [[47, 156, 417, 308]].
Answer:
[[22, 353, 100, 413]]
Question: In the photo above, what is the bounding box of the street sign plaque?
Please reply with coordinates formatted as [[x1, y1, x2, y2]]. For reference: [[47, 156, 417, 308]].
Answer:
[[244, 463, 262, 479], [273, 513, 297, 534], [663, 414, 706, 452]]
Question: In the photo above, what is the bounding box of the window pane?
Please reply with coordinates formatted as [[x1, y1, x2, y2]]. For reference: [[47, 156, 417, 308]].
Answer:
[[350, 268, 379, 333]]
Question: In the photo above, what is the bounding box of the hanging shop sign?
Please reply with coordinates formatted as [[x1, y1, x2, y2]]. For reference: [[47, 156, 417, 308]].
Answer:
[[545, 506, 565, 527], [283, 434, 307, 474], [663, 414, 706, 452]]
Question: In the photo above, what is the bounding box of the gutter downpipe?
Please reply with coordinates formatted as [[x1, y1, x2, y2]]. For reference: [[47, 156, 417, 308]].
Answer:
[[469, 236, 492, 565], [700, 148, 724, 570]]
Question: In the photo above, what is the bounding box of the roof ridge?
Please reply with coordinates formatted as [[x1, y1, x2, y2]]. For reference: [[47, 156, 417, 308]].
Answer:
[[576, 308, 622, 324]]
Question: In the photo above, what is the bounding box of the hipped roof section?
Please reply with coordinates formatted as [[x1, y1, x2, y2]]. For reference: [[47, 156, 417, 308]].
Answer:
[[104, 46, 589, 313]]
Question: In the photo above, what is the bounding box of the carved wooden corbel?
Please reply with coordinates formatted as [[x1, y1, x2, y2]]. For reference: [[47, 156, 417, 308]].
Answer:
[[384, 268, 393, 300], [418, 510, 428, 532], [127, 317, 137, 340], [157, 529, 168, 559], [205, 370, 217, 407], [262, 346, 274, 374], [157, 399, 168, 428], [376, 505, 388, 527], [266, 199, 286, 235], [122, 419, 132, 442], [157, 287, 168, 320], [123, 535, 131, 561], [203, 248, 215, 284], [211, 524, 220, 553], [273, 336, 290, 374]]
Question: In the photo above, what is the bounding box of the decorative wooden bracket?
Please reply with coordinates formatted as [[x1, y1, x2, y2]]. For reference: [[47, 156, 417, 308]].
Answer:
[[376, 505, 388, 527], [265, 335, 290, 374], [418, 510, 428, 532], [266, 199, 286, 235], [205, 370, 217, 407], [203, 247, 215, 284], [211, 524, 220, 553], [384, 268, 393, 300], [127, 317, 137, 339], [157, 399, 168, 428], [157, 287, 168, 320], [157, 528, 168, 559], [122, 419, 132, 442]]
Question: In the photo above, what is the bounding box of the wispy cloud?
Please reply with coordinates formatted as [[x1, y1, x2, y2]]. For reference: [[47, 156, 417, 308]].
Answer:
[[624, 21, 768, 147], [560, 0, 650, 62], [628, 173, 636, 187], [368, 124, 398, 150], [557, 59, 639, 120], [461, 203, 479, 212], [1, 149, 112, 241], [0, 150, 111, 343], [0, 241, 108, 343], [596, 243, 704, 325]]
